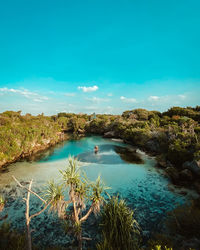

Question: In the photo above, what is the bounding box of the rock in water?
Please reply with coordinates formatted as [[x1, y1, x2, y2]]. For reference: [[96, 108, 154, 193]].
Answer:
[[182, 160, 200, 177], [103, 131, 116, 138], [179, 169, 193, 182]]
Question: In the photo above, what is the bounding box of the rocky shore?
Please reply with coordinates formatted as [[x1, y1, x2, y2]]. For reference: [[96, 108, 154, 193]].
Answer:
[[0, 132, 69, 170], [103, 130, 200, 195]]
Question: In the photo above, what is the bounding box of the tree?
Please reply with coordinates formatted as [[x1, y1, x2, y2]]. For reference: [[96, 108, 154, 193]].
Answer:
[[12, 157, 109, 250], [0, 194, 5, 212], [12, 176, 52, 250], [59, 157, 109, 249]]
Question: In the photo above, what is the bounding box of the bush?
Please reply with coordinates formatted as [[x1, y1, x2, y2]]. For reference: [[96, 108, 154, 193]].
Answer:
[[166, 199, 200, 239], [0, 222, 26, 250], [167, 139, 194, 167], [97, 196, 140, 250]]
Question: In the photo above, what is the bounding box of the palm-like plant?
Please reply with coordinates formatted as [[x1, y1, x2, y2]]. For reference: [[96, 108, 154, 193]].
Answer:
[[0, 195, 5, 212], [74, 181, 89, 211], [59, 157, 110, 249], [90, 175, 110, 215], [44, 180, 65, 218], [60, 156, 81, 201], [60, 156, 80, 186]]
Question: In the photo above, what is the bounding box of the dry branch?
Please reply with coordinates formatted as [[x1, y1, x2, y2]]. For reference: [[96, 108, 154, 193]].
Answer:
[[12, 175, 46, 203]]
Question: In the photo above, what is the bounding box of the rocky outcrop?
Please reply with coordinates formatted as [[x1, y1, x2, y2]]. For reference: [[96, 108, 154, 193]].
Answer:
[[194, 182, 200, 194], [0, 132, 68, 169], [179, 169, 193, 182], [182, 160, 200, 177], [165, 167, 180, 183], [145, 139, 161, 153], [103, 131, 116, 138]]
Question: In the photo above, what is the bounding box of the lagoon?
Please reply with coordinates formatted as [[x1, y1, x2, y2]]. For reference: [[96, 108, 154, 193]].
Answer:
[[0, 136, 196, 247]]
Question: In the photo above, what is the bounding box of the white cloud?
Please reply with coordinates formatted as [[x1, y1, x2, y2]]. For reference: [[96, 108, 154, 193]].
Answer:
[[78, 85, 98, 92], [0, 87, 49, 102], [107, 93, 113, 97], [120, 96, 137, 103], [148, 96, 160, 101]]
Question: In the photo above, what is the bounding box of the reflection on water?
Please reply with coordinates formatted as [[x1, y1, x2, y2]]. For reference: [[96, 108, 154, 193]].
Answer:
[[0, 136, 197, 247], [77, 144, 144, 164]]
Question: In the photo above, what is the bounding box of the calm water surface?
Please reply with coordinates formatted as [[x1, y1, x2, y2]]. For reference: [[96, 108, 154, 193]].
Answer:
[[0, 136, 197, 247]]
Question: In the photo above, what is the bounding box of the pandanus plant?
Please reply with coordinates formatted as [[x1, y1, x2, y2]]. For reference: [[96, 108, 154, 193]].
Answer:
[[59, 156, 109, 249], [44, 180, 66, 219], [12, 157, 109, 250], [0, 194, 5, 212], [97, 196, 140, 250]]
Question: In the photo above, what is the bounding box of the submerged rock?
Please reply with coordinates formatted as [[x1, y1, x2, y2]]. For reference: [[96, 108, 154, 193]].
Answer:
[[103, 131, 116, 138], [179, 169, 193, 182], [114, 146, 144, 164], [182, 160, 200, 177], [165, 167, 180, 183], [146, 139, 161, 153]]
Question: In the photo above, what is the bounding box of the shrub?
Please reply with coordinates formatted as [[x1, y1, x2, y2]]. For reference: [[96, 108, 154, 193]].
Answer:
[[166, 199, 200, 239], [0, 222, 26, 250], [97, 196, 140, 250]]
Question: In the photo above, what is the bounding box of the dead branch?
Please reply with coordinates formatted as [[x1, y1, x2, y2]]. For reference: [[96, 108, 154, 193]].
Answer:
[[29, 199, 52, 220], [80, 206, 93, 222], [12, 175, 46, 204], [81, 237, 92, 241]]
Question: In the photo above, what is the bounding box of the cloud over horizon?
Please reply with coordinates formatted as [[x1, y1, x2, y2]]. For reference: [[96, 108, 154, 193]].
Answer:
[[0, 78, 199, 116], [120, 96, 137, 103], [0, 87, 49, 102], [78, 85, 98, 92]]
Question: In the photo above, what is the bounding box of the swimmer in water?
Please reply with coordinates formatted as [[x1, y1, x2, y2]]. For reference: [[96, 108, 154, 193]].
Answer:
[[94, 145, 99, 153]]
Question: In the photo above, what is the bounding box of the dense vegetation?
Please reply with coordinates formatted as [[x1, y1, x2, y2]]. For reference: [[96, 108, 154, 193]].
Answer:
[[56, 106, 200, 192], [1, 106, 200, 191], [97, 196, 140, 250], [1, 106, 200, 249], [0, 111, 89, 167]]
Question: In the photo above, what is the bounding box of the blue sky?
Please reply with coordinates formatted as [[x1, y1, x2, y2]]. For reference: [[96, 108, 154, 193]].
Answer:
[[0, 0, 200, 115]]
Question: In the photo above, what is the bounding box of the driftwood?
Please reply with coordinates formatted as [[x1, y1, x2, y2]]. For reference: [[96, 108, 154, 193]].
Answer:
[[12, 175, 52, 250]]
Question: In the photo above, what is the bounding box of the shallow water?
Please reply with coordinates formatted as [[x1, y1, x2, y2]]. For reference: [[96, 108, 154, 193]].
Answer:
[[0, 136, 197, 247]]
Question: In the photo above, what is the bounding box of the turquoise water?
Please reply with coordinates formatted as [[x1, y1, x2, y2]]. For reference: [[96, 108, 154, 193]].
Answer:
[[0, 136, 197, 247]]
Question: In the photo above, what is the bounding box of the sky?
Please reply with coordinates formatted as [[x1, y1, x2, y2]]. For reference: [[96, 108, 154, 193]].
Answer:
[[0, 0, 200, 115]]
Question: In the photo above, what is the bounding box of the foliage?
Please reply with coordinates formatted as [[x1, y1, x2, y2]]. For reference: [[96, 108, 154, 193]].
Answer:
[[0, 194, 5, 212], [97, 196, 140, 250], [147, 233, 173, 250], [167, 138, 194, 167], [0, 222, 26, 250], [1, 106, 199, 173], [166, 198, 200, 239], [163, 106, 200, 121], [151, 246, 173, 250], [44, 180, 65, 217], [0, 194, 5, 205], [48, 157, 109, 248], [89, 175, 110, 215]]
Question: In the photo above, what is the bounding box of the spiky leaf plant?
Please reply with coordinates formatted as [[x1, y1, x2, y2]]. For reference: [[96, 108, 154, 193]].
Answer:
[[44, 180, 65, 218], [97, 196, 140, 250], [74, 181, 89, 211], [0, 194, 5, 212], [90, 175, 110, 215], [60, 157, 81, 200]]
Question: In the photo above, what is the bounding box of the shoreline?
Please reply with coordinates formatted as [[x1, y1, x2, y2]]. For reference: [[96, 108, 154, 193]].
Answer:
[[0, 132, 70, 170], [1, 132, 200, 196]]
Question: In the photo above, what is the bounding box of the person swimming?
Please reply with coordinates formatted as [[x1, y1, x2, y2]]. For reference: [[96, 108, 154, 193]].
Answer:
[[94, 145, 99, 153]]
